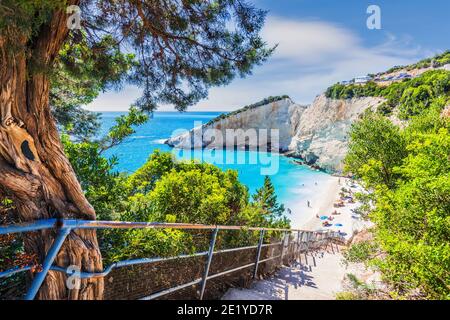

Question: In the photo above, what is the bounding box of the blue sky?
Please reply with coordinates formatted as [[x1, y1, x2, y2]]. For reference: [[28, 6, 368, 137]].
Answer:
[[87, 0, 450, 112]]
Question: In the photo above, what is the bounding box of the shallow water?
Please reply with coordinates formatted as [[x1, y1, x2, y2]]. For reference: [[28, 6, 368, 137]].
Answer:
[[98, 111, 331, 214]]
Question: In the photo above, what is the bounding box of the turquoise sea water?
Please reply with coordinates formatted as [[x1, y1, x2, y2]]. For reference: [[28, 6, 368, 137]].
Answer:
[[99, 112, 331, 214]]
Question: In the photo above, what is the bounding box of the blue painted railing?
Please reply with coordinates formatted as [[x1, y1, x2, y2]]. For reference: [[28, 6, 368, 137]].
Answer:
[[0, 219, 343, 300]]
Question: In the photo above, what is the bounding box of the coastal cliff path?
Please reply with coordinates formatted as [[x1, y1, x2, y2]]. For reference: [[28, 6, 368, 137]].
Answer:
[[222, 245, 346, 300]]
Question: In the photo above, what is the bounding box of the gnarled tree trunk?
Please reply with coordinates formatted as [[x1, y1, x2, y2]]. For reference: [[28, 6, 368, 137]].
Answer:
[[0, 3, 104, 299]]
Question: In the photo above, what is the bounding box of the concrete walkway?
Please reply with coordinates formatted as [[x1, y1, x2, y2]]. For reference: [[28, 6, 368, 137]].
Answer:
[[222, 245, 346, 300]]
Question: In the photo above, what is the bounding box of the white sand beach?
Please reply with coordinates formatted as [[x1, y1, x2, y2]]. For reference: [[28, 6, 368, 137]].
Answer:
[[289, 175, 369, 241]]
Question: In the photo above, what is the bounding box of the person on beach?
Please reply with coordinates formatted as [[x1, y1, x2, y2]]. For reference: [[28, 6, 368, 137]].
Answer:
[[307, 200, 311, 208]]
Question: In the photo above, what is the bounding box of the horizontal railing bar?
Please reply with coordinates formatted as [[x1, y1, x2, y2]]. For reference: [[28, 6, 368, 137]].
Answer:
[[0, 244, 280, 280], [65, 220, 322, 233], [206, 263, 256, 281], [214, 245, 258, 254], [138, 254, 288, 300], [0, 265, 31, 278], [46, 245, 265, 279], [0, 217, 342, 301], [258, 254, 282, 264], [0, 253, 209, 280], [0, 241, 311, 280], [262, 241, 283, 247], [0, 219, 58, 235], [0, 219, 330, 235], [140, 278, 203, 300], [50, 251, 209, 279], [138, 255, 289, 300]]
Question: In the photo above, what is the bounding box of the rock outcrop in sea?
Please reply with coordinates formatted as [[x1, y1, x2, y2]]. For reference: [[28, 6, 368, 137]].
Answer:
[[165, 94, 385, 173]]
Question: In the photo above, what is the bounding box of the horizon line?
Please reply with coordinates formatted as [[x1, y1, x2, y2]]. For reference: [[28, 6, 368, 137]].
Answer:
[[89, 110, 230, 113]]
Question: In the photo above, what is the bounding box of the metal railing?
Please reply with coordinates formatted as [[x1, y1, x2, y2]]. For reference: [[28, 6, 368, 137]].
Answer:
[[0, 218, 343, 300]]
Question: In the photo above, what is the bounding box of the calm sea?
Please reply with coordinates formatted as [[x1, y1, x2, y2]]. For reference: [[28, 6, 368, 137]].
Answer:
[[98, 111, 331, 214]]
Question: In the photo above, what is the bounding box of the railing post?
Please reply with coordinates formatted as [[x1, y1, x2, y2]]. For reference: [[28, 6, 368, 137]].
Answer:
[[25, 227, 71, 300], [287, 232, 291, 261], [199, 228, 219, 300], [304, 231, 313, 264], [279, 231, 287, 267], [311, 232, 317, 250], [305, 232, 311, 251], [327, 231, 332, 250], [253, 229, 265, 279], [296, 231, 301, 261], [331, 232, 336, 254]]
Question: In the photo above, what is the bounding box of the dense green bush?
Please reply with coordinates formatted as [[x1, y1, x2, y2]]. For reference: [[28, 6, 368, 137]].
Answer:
[[62, 112, 290, 265], [345, 101, 450, 299], [102, 152, 289, 263], [325, 70, 450, 119], [344, 112, 407, 188], [343, 241, 378, 265], [382, 51, 450, 74]]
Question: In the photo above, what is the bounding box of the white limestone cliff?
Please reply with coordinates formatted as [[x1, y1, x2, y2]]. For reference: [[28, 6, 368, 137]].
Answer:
[[166, 98, 307, 152], [288, 94, 385, 172], [165, 94, 385, 173]]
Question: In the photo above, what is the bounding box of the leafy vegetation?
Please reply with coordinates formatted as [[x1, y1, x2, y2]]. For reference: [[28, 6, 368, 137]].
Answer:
[[0, 0, 277, 299], [1, 0, 274, 112], [345, 112, 407, 188], [0, 198, 28, 299], [326, 70, 450, 119], [335, 291, 361, 300], [336, 273, 379, 300], [252, 176, 289, 227], [61, 116, 289, 265], [381, 51, 450, 75], [343, 241, 378, 265], [344, 75, 450, 299], [50, 33, 136, 140], [0, 198, 19, 271], [348, 274, 377, 298]]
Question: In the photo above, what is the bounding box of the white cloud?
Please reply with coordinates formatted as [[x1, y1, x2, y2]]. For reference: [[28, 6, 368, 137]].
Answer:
[[262, 17, 359, 64], [87, 16, 427, 112]]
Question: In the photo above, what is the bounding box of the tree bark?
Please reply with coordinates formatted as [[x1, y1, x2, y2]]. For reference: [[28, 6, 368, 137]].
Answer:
[[0, 3, 104, 299]]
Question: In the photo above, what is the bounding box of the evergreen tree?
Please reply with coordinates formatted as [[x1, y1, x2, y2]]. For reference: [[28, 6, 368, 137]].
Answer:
[[0, 0, 273, 299], [252, 176, 285, 220]]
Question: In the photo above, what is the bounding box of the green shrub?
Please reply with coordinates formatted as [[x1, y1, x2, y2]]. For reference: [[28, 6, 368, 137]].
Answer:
[[344, 84, 450, 299], [335, 291, 361, 300], [343, 241, 378, 264], [325, 69, 450, 119]]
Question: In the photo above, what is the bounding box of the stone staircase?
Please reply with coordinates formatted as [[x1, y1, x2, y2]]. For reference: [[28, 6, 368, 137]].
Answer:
[[222, 245, 346, 300]]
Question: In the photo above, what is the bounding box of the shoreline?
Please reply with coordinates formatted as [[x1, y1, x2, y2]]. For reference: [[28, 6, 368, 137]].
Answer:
[[289, 175, 368, 241], [165, 143, 364, 240]]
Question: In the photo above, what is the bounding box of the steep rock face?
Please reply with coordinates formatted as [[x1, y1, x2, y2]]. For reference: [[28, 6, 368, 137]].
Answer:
[[166, 98, 307, 151], [166, 94, 385, 173], [289, 94, 385, 172]]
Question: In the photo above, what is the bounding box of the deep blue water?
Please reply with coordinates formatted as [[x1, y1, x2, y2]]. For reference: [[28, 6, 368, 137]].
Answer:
[[98, 111, 330, 216]]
